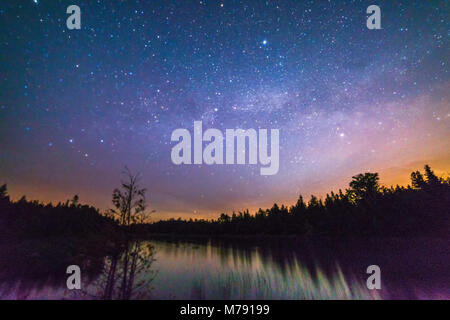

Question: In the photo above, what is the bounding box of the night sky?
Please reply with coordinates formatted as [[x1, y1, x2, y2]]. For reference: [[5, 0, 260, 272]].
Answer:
[[0, 0, 449, 220]]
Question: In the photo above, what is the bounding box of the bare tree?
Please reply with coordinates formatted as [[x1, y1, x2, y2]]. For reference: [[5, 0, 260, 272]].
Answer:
[[99, 167, 156, 300], [111, 167, 148, 226]]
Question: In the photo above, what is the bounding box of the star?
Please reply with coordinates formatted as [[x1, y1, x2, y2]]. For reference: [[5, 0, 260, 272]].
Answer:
[[0, 0, 448, 219]]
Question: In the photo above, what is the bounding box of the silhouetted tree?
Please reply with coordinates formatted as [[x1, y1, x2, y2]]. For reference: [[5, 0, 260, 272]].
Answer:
[[71, 194, 79, 207], [411, 170, 426, 189], [110, 167, 147, 226], [347, 172, 380, 202], [0, 184, 8, 200], [102, 168, 155, 300], [144, 165, 448, 238], [424, 164, 440, 187], [218, 213, 230, 223]]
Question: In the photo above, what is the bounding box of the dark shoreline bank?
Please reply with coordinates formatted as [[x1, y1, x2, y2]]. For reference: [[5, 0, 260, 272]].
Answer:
[[144, 232, 449, 242]]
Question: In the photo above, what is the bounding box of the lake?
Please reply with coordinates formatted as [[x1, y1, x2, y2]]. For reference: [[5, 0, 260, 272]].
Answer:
[[1, 237, 448, 299]]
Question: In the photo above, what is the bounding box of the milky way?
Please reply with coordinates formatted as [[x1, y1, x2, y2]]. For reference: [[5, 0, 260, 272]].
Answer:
[[0, 0, 449, 219]]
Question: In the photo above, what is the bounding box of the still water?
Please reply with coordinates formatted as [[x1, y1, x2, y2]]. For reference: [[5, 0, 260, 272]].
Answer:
[[147, 239, 377, 299], [1, 237, 448, 299]]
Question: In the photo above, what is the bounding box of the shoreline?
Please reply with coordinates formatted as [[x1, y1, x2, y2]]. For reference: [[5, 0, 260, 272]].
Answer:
[[144, 232, 449, 242]]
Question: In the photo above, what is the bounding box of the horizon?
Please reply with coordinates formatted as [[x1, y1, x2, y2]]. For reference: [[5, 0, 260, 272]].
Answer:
[[0, 0, 449, 304], [1, 1, 449, 220], [3, 162, 449, 221]]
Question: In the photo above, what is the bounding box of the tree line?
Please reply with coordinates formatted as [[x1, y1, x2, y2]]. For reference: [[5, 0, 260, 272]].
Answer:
[[144, 165, 449, 238], [0, 164, 448, 241], [0, 168, 154, 299]]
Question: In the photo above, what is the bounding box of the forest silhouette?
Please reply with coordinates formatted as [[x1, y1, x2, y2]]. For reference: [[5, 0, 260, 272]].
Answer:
[[1, 164, 449, 242], [144, 165, 449, 238], [0, 164, 448, 298], [0, 168, 155, 299]]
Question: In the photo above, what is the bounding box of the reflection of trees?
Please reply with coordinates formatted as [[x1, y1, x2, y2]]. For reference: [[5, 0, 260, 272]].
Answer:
[[94, 241, 156, 300], [93, 168, 157, 300]]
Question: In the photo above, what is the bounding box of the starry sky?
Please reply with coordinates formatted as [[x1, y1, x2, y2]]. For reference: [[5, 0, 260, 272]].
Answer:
[[0, 0, 449, 220]]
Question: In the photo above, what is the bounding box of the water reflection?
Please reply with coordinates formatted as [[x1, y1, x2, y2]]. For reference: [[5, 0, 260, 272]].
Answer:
[[149, 239, 378, 299], [1, 237, 448, 299], [88, 240, 156, 300]]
